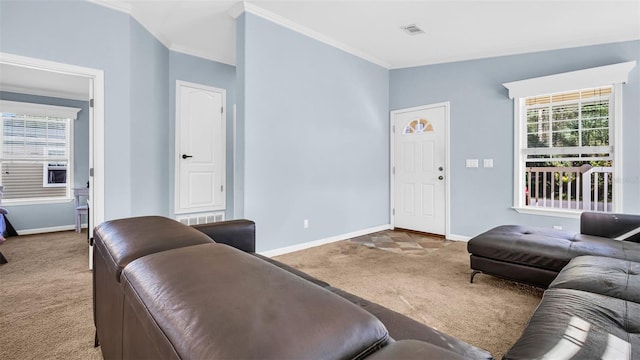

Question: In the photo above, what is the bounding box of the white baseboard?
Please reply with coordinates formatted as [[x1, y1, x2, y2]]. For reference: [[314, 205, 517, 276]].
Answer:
[[17, 223, 87, 236], [447, 233, 472, 242], [259, 224, 392, 258]]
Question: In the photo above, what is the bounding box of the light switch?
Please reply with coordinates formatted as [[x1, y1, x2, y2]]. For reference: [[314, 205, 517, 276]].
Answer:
[[466, 159, 479, 168], [483, 159, 494, 168]]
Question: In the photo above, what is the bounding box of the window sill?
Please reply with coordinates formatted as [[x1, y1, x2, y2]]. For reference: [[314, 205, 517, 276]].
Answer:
[[3, 197, 73, 207], [512, 206, 582, 219]]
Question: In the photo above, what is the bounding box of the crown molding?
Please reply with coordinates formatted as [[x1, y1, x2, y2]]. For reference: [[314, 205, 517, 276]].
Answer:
[[230, 2, 390, 69], [169, 45, 236, 67]]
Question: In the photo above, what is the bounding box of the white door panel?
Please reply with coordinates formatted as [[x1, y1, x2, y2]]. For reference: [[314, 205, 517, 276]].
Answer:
[[393, 104, 447, 235], [175, 81, 225, 214]]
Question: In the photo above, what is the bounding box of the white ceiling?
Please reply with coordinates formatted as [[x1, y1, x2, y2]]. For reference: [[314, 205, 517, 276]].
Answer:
[[1, 1, 638, 100], [109, 0, 640, 69]]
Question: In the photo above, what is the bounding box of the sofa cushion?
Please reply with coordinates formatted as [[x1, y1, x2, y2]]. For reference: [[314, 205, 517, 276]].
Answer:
[[549, 255, 640, 303], [365, 340, 466, 360], [504, 288, 640, 359], [468, 225, 640, 272], [94, 216, 214, 282], [121, 243, 390, 360]]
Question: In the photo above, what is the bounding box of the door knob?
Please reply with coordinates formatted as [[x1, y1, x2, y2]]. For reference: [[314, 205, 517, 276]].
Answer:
[[438, 167, 444, 171], [438, 176, 444, 180], [182, 154, 193, 159]]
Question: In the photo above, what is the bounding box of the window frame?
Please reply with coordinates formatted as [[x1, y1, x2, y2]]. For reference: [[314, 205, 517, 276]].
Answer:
[[0, 100, 80, 206], [503, 61, 635, 218]]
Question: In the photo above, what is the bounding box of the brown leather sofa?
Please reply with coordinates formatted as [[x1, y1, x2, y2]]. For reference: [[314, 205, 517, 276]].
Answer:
[[93, 216, 492, 359], [466, 212, 640, 359]]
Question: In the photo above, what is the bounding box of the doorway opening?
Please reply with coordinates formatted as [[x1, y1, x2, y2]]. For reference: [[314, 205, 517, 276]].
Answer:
[[0, 52, 104, 268]]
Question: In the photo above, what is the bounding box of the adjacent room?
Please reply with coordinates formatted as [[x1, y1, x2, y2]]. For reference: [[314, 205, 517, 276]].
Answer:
[[1, 0, 639, 359]]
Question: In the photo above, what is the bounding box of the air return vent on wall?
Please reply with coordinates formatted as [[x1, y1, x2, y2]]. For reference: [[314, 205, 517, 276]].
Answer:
[[176, 212, 225, 226], [401, 24, 425, 35]]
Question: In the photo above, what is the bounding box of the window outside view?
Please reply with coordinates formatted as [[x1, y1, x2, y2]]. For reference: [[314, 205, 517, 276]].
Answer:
[[523, 86, 613, 212]]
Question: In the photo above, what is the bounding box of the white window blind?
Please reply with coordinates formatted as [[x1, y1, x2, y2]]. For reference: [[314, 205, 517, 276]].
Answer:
[[0, 101, 80, 202]]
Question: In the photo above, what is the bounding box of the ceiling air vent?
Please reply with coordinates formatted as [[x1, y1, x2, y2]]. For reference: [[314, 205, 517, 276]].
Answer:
[[401, 24, 424, 35]]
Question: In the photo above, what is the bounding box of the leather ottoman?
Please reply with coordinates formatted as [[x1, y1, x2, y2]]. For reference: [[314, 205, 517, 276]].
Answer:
[[468, 224, 640, 287]]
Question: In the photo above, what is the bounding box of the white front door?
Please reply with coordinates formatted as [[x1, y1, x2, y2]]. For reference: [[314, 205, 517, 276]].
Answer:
[[175, 81, 226, 214], [392, 103, 448, 235]]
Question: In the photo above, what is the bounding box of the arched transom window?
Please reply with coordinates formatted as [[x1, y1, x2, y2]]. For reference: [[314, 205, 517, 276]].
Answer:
[[403, 118, 434, 135]]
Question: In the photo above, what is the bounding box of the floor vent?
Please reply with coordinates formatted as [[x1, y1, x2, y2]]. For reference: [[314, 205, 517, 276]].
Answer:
[[176, 212, 225, 226]]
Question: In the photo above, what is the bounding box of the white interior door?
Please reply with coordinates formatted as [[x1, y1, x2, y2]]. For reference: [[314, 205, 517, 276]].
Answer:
[[392, 103, 448, 235], [175, 81, 226, 214]]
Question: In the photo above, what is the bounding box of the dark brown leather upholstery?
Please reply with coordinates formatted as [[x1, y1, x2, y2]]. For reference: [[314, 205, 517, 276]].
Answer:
[[549, 255, 640, 303], [581, 212, 640, 242], [468, 212, 640, 359], [94, 216, 493, 359], [93, 216, 215, 360], [121, 243, 389, 360], [365, 340, 466, 359], [504, 288, 640, 359], [327, 287, 493, 359], [191, 219, 256, 252], [467, 212, 640, 288]]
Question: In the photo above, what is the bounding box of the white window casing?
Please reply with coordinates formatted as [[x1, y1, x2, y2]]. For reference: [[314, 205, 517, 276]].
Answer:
[[503, 61, 636, 217]]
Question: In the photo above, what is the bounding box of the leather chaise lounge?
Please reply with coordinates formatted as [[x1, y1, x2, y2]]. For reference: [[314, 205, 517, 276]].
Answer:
[[467, 211, 640, 288], [467, 212, 640, 359], [93, 216, 492, 359]]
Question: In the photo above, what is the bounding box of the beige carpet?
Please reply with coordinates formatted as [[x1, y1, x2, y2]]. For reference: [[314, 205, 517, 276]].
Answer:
[[0, 231, 101, 360], [274, 238, 544, 359], [0, 230, 542, 359]]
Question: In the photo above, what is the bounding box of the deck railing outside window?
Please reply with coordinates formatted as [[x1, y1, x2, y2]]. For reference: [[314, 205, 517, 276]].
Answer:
[[525, 165, 613, 212]]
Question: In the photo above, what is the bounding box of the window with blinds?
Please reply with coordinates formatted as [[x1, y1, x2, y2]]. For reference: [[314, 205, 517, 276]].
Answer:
[[0, 101, 79, 203]]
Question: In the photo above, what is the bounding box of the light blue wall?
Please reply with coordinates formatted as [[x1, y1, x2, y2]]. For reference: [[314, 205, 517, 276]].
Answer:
[[0, 0, 133, 225], [235, 14, 246, 220], [390, 40, 640, 237], [238, 13, 390, 252], [1, 1, 240, 231], [130, 18, 170, 217], [0, 92, 90, 230], [168, 51, 236, 219]]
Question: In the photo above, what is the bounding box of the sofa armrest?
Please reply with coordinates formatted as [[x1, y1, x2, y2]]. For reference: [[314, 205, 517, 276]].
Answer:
[[580, 212, 640, 242], [190, 219, 255, 252]]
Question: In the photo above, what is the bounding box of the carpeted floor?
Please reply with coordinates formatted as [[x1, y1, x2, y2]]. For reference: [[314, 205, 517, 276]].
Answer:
[[274, 234, 544, 358], [0, 229, 543, 359], [0, 231, 101, 360]]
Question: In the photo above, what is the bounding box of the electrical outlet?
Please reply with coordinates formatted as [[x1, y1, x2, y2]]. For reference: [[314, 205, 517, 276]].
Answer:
[[466, 159, 479, 168], [553, 225, 563, 230], [304, 219, 309, 229]]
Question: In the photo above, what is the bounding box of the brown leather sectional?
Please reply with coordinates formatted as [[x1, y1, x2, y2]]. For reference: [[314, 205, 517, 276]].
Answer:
[[93, 216, 492, 359], [467, 212, 640, 359], [468, 212, 640, 288]]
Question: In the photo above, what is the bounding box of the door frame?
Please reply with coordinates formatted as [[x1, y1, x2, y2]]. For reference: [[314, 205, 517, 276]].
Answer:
[[390, 102, 451, 238], [174, 80, 226, 214], [0, 52, 105, 268]]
